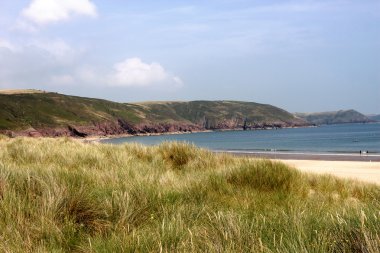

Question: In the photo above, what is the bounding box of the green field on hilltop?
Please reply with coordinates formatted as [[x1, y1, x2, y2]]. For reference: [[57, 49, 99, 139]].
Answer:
[[0, 91, 304, 131], [0, 137, 379, 252]]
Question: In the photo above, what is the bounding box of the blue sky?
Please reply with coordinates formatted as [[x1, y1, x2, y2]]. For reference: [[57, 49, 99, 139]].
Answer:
[[0, 0, 379, 114]]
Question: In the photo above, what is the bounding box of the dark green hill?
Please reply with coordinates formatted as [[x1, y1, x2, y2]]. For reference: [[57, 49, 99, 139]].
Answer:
[[0, 91, 143, 129], [136, 100, 304, 128], [294, 110, 371, 125], [0, 90, 308, 137]]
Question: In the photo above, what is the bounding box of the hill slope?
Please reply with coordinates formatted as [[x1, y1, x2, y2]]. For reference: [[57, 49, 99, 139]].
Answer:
[[368, 114, 380, 122], [0, 91, 307, 137], [294, 110, 371, 125]]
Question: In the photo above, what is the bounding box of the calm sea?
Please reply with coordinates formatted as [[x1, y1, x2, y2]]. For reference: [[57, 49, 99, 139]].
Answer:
[[101, 123, 380, 154]]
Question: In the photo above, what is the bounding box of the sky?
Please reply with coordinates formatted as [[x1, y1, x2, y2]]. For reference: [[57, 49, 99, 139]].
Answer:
[[0, 0, 379, 114]]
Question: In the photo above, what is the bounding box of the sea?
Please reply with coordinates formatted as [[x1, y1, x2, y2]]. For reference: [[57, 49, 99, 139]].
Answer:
[[101, 123, 380, 154]]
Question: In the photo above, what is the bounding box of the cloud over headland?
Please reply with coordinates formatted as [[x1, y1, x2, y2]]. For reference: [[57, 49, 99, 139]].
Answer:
[[21, 0, 97, 25], [110, 58, 183, 87]]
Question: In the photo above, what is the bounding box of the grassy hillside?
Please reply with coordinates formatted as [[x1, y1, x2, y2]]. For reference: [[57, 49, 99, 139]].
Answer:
[[136, 100, 301, 127], [0, 137, 379, 252], [295, 110, 370, 125], [0, 91, 306, 135], [0, 92, 143, 130]]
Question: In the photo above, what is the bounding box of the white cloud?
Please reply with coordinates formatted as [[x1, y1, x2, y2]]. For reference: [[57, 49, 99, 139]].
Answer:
[[76, 66, 99, 84], [0, 38, 84, 88], [0, 38, 18, 52], [29, 39, 75, 62], [21, 0, 97, 25], [50, 74, 75, 85], [13, 20, 38, 33], [110, 58, 183, 87], [253, 2, 327, 13], [0, 43, 183, 90]]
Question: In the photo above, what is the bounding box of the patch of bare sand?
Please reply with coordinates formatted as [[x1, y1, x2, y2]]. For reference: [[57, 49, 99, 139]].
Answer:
[[279, 160, 380, 185]]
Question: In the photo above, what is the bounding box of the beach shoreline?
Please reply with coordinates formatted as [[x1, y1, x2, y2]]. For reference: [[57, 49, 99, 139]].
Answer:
[[84, 125, 317, 142], [217, 150, 380, 184], [216, 150, 380, 162], [279, 159, 380, 185], [83, 129, 215, 142]]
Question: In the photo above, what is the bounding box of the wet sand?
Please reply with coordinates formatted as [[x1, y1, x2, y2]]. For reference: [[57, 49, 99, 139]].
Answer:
[[217, 150, 380, 162]]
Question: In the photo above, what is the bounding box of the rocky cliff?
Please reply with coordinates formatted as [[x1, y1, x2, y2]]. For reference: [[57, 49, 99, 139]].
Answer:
[[0, 91, 309, 138]]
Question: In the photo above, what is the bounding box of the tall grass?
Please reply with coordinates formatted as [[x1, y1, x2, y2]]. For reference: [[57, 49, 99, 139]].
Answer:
[[0, 137, 380, 252]]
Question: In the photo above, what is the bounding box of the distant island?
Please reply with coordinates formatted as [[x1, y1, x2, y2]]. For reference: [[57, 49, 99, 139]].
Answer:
[[0, 89, 375, 138]]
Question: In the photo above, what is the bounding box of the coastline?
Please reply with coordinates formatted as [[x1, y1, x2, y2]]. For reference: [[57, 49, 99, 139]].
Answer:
[[219, 150, 380, 185], [50, 122, 380, 142], [83, 129, 215, 142], [84, 125, 316, 142], [86, 122, 378, 143], [88, 124, 380, 163], [216, 150, 380, 162]]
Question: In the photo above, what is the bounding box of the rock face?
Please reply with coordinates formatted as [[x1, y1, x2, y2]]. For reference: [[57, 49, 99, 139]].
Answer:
[[0, 91, 311, 138], [1, 119, 308, 138]]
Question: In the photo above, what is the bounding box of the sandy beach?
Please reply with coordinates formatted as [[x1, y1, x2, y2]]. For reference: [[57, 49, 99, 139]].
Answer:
[[219, 151, 380, 185], [280, 160, 380, 185]]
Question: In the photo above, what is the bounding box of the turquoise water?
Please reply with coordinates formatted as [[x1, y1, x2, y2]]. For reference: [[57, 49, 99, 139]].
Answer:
[[101, 123, 380, 154]]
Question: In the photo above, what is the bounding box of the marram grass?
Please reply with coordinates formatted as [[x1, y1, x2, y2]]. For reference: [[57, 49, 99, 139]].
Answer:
[[0, 137, 380, 252]]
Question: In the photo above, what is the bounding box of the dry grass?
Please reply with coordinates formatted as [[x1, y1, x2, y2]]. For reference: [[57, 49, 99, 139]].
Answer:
[[0, 89, 45, 94], [0, 137, 380, 252]]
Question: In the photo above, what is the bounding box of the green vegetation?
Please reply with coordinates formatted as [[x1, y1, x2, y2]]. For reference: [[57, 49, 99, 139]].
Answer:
[[0, 92, 143, 130], [1, 137, 380, 252], [136, 100, 299, 127], [0, 91, 304, 131], [295, 110, 370, 125]]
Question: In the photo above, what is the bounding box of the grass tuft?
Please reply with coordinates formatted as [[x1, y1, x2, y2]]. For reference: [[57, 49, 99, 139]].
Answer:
[[0, 137, 379, 252], [158, 142, 198, 169], [54, 186, 110, 235], [227, 160, 304, 193]]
